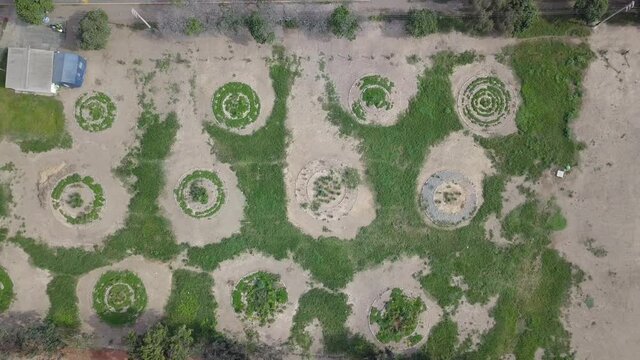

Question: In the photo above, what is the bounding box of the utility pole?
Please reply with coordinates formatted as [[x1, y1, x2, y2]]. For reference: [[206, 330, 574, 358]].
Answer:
[[594, 1, 635, 28], [131, 8, 152, 30]]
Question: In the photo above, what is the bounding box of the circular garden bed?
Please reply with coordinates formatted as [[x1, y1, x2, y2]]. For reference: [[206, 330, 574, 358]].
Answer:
[[174, 169, 225, 219], [92, 270, 147, 326], [212, 82, 261, 129], [0, 266, 14, 313], [295, 160, 360, 221], [232, 271, 288, 326], [51, 173, 105, 225], [456, 74, 517, 135], [369, 288, 426, 348], [74, 91, 117, 132], [420, 170, 477, 228], [349, 75, 396, 125]]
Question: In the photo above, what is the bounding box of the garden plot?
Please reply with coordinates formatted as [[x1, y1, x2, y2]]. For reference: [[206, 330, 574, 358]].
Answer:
[[285, 60, 375, 239], [0, 243, 51, 318], [452, 296, 498, 350], [417, 132, 494, 229], [76, 256, 172, 347], [211, 252, 312, 346], [451, 56, 520, 137], [344, 256, 442, 353]]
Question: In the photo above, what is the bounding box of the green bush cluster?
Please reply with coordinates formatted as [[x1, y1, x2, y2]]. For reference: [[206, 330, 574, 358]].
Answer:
[[79, 9, 111, 50], [470, 0, 538, 35], [92, 270, 147, 326], [328, 5, 360, 40], [369, 288, 425, 344], [175, 170, 225, 218], [232, 271, 288, 325], [15, 0, 53, 25], [0, 266, 13, 313], [406, 9, 438, 37], [51, 174, 105, 225], [212, 82, 261, 129], [574, 0, 609, 23], [74, 91, 117, 132], [184, 17, 205, 36], [246, 11, 275, 44]]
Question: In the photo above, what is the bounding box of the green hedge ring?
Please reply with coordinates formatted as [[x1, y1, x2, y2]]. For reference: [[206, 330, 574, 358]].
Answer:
[[175, 169, 225, 219], [212, 82, 261, 129], [51, 173, 105, 225], [350, 75, 395, 123], [92, 270, 147, 326], [232, 271, 288, 326], [369, 288, 425, 346], [460, 76, 512, 127], [0, 266, 14, 313], [74, 91, 117, 132]]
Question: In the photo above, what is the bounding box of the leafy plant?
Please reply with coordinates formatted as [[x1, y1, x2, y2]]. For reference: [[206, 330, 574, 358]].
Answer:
[[79, 9, 111, 50], [66, 192, 83, 209], [175, 170, 225, 218], [189, 182, 208, 204], [92, 271, 148, 326], [211, 82, 261, 128], [51, 174, 105, 225], [74, 91, 117, 132], [127, 323, 193, 360], [15, 0, 53, 25], [406, 9, 438, 37], [232, 271, 288, 325], [245, 11, 275, 44], [184, 17, 204, 36], [369, 288, 425, 344], [328, 5, 359, 40], [342, 167, 360, 189], [574, 0, 609, 23]]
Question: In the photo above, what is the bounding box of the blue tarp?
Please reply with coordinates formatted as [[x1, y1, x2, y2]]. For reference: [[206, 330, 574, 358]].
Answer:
[[52, 52, 86, 88]]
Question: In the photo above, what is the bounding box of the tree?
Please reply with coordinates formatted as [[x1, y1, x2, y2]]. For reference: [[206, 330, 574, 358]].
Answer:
[[0, 322, 64, 356], [127, 324, 193, 360], [184, 17, 204, 36], [469, 0, 537, 35], [245, 11, 275, 44], [574, 0, 609, 23], [328, 5, 359, 40], [406, 9, 438, 37], [79, 9, 111, 50], [15, 0, 53, 25]]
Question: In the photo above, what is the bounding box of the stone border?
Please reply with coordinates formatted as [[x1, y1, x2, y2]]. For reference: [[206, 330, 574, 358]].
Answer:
[[74, 91, 117, 132], [212, 82, 261, 129], [420, 170, 478, 228], [174, 169, 225, 219]]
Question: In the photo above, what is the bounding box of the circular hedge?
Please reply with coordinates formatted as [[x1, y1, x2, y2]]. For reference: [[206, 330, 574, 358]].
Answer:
[[369, 288, 425, 345], [51, 174, 105, 225], [0, 266, 14, 313], [74, 91, 117, 132], [232, 271, 288, 325], [92, 270, 147, 326], [460, 76, 511, 127], [350, 75, 395, 122], [174, 170, 225, 219], [212, 82, 261, 129]]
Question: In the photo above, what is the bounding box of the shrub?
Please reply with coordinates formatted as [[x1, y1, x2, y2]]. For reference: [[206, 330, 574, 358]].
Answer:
[[470, 0, 537, 35], [245, 11, 275, 44], [127, 324, 193, 360], [406, 9, 438, 37], [184, 17, 204, 36], [79, 9, 111, 50], [574, 0, 608, 23], [328, 5, 359, 40], [15, 0, 53, 25], [0, 322, 64, 356]]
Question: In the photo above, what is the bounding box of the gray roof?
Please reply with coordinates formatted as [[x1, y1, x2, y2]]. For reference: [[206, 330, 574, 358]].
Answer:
[[5, 47, 55, 95]]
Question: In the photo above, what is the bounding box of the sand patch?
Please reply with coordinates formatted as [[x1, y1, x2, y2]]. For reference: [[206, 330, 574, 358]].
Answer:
[[452, 296, 498, 350], [211, 252, 312, 346]]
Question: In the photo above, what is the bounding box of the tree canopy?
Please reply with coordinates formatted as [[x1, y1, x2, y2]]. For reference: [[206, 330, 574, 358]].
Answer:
[[328, 5, 359, 40], [15, 0, 53, 25], [79, 9, 111, 50], [574, 0, 609, 23]]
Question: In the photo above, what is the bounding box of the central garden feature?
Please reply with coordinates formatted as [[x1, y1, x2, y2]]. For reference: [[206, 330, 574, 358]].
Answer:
[[295, 160, 359, 221], [174, 169, 225, 219], [349, 75, 396, 124], [369, 288, 426, 347], [51, 173, 105, 225], [92, 270, 148, 326], [420, 170, 478, 227], [212, 82, 261, 129], [232, 271, 288, 326], [74, 91, 117, 132], [0, 266, 13, 313]]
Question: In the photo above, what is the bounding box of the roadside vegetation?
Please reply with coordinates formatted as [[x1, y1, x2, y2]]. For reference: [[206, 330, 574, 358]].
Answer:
[[15, 0, 53, 25], [79, 9, 111, 50]]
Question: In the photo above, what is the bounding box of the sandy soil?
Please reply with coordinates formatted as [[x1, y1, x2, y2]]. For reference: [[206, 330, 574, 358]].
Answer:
[[417, 131, 495, 229], [0, 243, 51, 318], [76, 256, 172, 347], [344, 256, 443, 353], [452, 295, 497, 350], [484, 175, 528, 246], [210, 252, 313, 346]]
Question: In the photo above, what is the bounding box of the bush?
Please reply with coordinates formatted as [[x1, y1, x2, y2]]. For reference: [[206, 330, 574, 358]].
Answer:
[[0, 322, 64, 356], [79, 9, 111, 50], [574, 0, 608, 23], [245, 12, 275, 44], [127, 324, 193, 360], [406, 9, 438, 37], [15, 0, 53, 25], [470, 0, 537, 35], [184, 17, 204, 36], [328, 5, 359, 40]]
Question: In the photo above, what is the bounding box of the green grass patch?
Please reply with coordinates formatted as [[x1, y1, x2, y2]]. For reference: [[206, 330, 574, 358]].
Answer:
[[0, 182, 11, 218], [0, 265, 14, 312], [92, 270, 147, 326], [164, 269, 217, 336], [232, 271, 287, 325], [46, 275, 80, 328], [212, 82, 261, 129], [517, 17, 591, 38]]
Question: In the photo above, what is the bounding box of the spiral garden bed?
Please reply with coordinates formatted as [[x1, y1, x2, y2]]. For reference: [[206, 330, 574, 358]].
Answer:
[[212, 82, 261, 129], [348, 74, 396, 125], [74, 91, 117, 132], [420, 170, 478, 227], [174, 169, 225, 219], [232, 271, 288, 326], [51, 173, 105, 225], [0, 266, 14, 313], [92, 270, 148, 326], [369, 288, 426, 349], [294, 160, 360, 221]]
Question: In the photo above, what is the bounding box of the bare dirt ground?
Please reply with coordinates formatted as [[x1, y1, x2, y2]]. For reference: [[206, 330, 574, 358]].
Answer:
[[0, 243, 51, 317], [452, 295, 497, 350], [485, 176, 528, 246], [210, 252, 313, 346]]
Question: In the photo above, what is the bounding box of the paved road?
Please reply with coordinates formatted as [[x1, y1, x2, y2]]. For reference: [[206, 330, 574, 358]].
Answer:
[[0, 0, 370, 5]]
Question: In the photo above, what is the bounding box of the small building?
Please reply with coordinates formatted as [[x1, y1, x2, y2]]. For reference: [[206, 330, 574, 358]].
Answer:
[[4, 47, 86, 95]]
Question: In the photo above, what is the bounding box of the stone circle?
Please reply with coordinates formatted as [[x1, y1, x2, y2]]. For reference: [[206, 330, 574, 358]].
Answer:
[[420, 170, 478, 227], [232, 271, 288, 326], [0, 266, 13, 313], [212, 82, 261, 129], [295, 160, 358, 221], [74, 91, 117, 132], [51, 173, 105, 225], [348, 74, 396, 125], [368, 288, 426, 349], [92, 270, 147, 326], [174, 169, 225, 219]]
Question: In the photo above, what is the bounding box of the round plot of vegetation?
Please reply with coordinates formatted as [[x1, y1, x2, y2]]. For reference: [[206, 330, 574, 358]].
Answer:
[[212, 82, 261, 129], [369, 288, 426, 347], [74, 91, 117, 132], [232, 271, 288, 326], [92, 270, 147, 326], [420, 170, 477, 227], [0, 266, 14, 313], [51, 173, 105, 225], [295, 160, 360, 221], [174, 169, 225, 219], [349, 75, 396, 124], [458, 75, 516, 129]]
